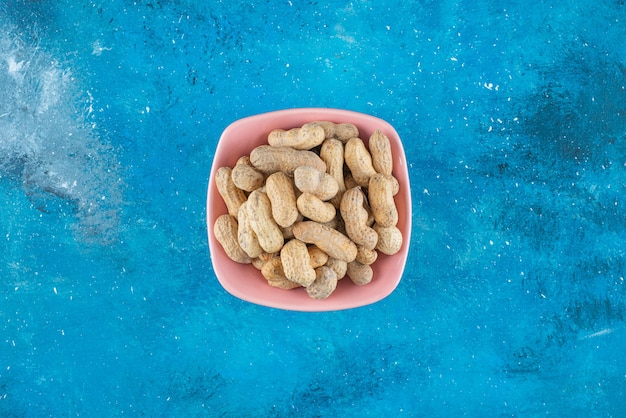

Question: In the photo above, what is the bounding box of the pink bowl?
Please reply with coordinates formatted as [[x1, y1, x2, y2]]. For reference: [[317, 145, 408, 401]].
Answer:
[[207, 108, 411, 311]]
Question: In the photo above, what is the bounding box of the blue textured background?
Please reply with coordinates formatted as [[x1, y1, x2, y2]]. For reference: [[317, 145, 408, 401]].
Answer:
[[1, 0, 625, 416]]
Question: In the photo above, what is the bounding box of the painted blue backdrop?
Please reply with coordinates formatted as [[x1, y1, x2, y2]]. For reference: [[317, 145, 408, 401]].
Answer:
[[1, 0, 625, 416]]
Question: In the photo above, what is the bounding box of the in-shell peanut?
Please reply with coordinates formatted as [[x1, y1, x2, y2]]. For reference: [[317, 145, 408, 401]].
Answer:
[[214, 214, 251, 264], [292, 221, 357, 263], [268, 123, 326, 150], [237, 201, 264, 259], [325, 257, 348, 280], [373, 224, 403, 255], [215, 166, 247, 219], [266, 171, 299, 228], [231, 156, 265, 192], [368, 129, 393, 176], [308, 246, 329, 269], [310, 121, 359, 142], [261, 257, 300, 289], [340, 187, 378, 250], [368, 173, 399, 228], [294, 165, 339, 201], [250, 145, 326, 175], [306, 266, 338, 300], [253, 252, 278, 271], [320, 138, 346, 207], [355, 245, 378, 265], [247, 190, 284, 253], [344, 137, 377, 187], [280, 239, 316, 287], [346, 260, 373, 286], [296, 193, 336, 223]]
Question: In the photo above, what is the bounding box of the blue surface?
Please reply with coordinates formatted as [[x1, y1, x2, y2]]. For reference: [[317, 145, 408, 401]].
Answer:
[[1, 0, 625, 416]]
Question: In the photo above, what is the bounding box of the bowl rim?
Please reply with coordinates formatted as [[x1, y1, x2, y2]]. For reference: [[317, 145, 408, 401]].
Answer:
[[207, 107, 411, 311]]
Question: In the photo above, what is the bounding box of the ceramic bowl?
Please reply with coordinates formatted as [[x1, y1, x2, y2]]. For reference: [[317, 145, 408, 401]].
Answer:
[[207, 108, 411, 311]]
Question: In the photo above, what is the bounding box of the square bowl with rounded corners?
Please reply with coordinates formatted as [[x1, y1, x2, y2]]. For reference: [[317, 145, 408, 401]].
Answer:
[[207, 108, 411, 311]]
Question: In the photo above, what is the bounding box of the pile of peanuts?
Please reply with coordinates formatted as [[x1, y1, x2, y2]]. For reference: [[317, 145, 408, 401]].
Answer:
[[213, 121, 402, 300]]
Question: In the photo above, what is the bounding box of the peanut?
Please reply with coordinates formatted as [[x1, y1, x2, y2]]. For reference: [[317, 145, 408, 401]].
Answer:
[[215, 166, 247, 219], [261, 257, 301, 289], [308, 246, 329, 269], [368, 173, 399, 227], [231, 156, 265, 192], [292, 221, 357, 263], [252, 252, 278, 270], [340, 187, 378, 250], [296, 193, 336, 223], [310, 121, 359, 142], [325, 257, 348, 280], [261, 256, 284, 280], [268, 276, 302, 290], [368, 129, 393, 176], [267, 277, 302, 290], [373, 224, 403, 255], [280, 239, 316, 287], [213, 214, 252, 264], [390, 175, 400, 196], [345, 137, 377, 187], [265, 172, 299, 228], [333, 123, 360, 142], [237, 201, 264, 258], [346, 260, 373, 286], [250, 145, 326, 175], [306, 266, 338, 300], [294, 165, 338, 201], [320, 138, 346, 207], [268, 123, 326, 150], [247, 190, 284, 253], [355, 245, 378, 265]]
